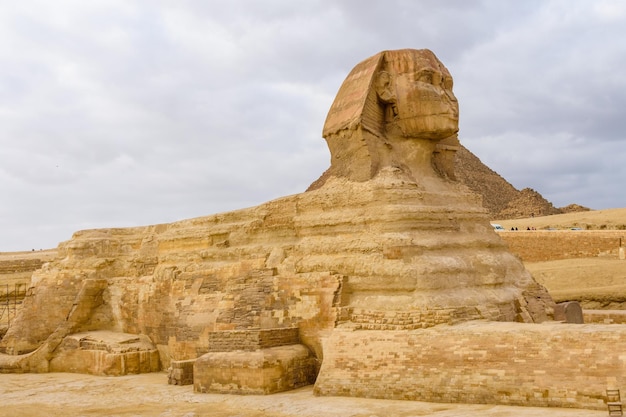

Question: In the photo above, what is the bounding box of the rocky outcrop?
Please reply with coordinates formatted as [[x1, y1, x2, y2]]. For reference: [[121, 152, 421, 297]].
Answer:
[[0, 250, 57, 338], [49, 331, 160, 375]]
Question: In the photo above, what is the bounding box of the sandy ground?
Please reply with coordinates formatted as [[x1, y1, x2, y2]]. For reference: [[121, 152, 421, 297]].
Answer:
[[526, 257, 626, 307], [0, 372, 606, 417]]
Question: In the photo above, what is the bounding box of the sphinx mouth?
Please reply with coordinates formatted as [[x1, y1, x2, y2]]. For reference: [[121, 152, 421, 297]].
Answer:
[[447, 107, 459, 120], [434, 112, 459, 121], [444, 110, 459, 121]]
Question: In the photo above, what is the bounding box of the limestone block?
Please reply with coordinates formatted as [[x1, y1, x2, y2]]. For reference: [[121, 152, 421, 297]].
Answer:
[[553, 301, 584, 323], [168, 359, 196, 385], [314, 322, 626, 410], [194, 344, 317, 395], [48, 331, 160, 376]]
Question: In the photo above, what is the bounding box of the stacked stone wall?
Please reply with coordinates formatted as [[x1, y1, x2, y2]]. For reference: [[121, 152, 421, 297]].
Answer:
[[0, 259, 44, 275], [258, 328, 300, 348], [315, 322, 626, 410], [346, 307, 491, 329], [498, 231, 625, 262], [584, 310, 626, 324], [0, 250, 57, 306], [207, 328, 300, 352]]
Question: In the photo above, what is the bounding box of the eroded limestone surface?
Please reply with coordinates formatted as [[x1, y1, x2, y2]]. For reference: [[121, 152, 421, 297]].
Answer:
[[49, 330, 160, 376], [0, 49, 570, 404]]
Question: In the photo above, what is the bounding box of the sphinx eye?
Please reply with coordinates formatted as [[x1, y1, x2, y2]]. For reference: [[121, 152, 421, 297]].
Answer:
[[417, 71, 433, 83]]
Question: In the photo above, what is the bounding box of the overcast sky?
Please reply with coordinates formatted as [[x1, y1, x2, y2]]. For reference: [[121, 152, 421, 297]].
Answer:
[[1, 0, 625, 251]]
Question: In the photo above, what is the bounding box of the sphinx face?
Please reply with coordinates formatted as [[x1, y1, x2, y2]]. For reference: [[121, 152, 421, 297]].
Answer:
[[386, 53, 459, 140], [319, 49, 461, 184]]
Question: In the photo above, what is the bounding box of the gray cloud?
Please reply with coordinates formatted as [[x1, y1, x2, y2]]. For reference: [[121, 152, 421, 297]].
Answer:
[[1, 0, 625, 251]]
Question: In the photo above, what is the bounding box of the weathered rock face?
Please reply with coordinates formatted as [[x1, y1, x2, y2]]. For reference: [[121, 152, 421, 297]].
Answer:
[[0, 250, 57, 338], [0, 50, 554, 385], [49, 331, 160, 376]]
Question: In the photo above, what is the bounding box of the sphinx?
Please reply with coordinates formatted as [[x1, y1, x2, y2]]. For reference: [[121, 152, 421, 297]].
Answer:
[[6, 49, 601, 406]]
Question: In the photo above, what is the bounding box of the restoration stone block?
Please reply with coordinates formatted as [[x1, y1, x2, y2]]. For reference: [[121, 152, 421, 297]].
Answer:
[[194, 344, 317, 395], [314, 321, 626, 410], [168, 359, 196, 385], [48, 331, 160, 376]]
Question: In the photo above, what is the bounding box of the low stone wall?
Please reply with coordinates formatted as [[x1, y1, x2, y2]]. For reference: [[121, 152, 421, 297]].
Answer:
[[207, 328, 300, 352], [346, 306, 495, 330], [0, 259, 45, 275], [314, 321, 626, 410], [168, 359, 196, 385], [0, 250, 57, 285], [584, 310, 626, 324], [498, 230, 625, 262]]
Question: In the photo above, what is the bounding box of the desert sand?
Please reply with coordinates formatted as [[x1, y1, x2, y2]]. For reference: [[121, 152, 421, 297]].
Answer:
[[0, 371, 606, 417]]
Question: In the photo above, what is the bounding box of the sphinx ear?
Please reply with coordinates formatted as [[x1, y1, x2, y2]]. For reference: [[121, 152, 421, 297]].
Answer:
[[322, 51, 386, 138], [375, 70, 398, 122]]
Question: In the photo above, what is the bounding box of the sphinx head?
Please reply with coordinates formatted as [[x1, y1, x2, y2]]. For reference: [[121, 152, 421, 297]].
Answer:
[[319, 49, 460, 183], [381, 49, 458, 140]]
